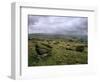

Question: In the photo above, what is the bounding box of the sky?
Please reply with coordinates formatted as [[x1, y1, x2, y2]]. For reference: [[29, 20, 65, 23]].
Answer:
[[28, 15, 88, 35]]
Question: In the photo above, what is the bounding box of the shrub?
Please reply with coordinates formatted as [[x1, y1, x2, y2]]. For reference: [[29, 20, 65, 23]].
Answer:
[[75, 45, 84, 52], [68, 39, 74, 42]]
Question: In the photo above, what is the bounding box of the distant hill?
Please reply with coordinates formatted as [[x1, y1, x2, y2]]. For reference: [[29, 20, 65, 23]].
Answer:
[[28, 33, 87, 43]]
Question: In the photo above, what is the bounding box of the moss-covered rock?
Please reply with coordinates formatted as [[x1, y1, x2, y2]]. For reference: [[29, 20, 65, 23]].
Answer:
[[35, 43, 52, 56]]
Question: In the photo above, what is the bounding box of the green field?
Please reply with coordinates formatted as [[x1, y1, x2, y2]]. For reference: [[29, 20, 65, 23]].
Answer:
[[28, 34, 88, 66]]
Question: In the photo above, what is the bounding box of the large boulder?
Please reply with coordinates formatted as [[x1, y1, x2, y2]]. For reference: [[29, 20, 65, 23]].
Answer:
[[36, 48, 49, 55], [35, 43, 52, 56]]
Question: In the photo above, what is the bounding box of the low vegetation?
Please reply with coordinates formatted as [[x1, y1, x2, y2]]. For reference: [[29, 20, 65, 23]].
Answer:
[[28, 34, 88, 66]]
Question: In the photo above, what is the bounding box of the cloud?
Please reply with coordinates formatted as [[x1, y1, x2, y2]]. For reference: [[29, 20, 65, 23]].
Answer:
[[28, 15, 88, 35]]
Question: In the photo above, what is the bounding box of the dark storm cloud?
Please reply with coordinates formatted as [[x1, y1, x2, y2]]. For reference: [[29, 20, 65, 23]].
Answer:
[[28, 15, 88, 35]]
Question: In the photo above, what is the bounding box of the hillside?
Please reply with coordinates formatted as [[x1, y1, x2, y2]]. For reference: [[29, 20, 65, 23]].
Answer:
[[28, 33, 88, 66]]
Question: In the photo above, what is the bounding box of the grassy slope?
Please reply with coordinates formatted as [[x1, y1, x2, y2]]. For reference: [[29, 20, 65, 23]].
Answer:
[[28, 36, 88, 66]]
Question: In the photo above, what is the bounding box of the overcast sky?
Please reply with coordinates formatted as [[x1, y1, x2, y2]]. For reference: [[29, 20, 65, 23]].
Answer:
[[28, 15, 88, 35]]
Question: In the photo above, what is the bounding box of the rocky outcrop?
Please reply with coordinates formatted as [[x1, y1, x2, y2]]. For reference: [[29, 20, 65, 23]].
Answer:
[[35, 43, 52, 57]]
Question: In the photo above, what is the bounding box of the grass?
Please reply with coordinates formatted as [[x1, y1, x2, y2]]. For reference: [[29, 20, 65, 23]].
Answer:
[[28, 36, 88, 66]]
